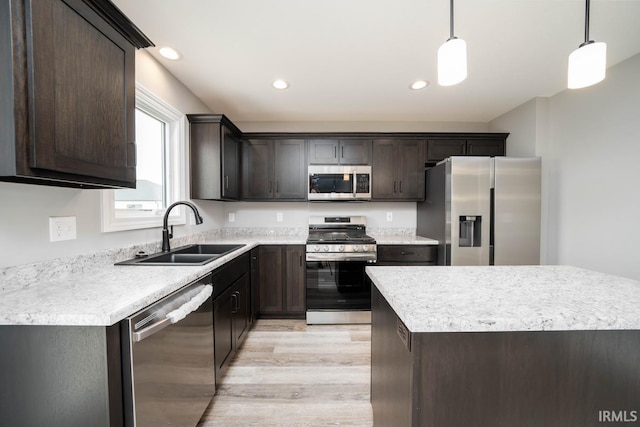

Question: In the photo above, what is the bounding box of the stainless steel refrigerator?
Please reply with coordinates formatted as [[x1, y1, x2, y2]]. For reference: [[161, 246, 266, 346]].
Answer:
[[417, 156, 541, 266]]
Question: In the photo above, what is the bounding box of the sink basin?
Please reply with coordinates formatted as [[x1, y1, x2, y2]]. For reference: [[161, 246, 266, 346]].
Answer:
[[173, 244, 245, 256], [137, 253, 221, 264], [116, 244, 245, 266]]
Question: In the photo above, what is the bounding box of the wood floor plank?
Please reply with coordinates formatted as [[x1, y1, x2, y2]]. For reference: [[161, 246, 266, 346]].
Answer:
[[198, 319, 373, 426]]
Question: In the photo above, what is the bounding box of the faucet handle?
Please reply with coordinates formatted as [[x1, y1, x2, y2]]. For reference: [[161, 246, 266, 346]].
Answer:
[[168, 225, 174, 239]]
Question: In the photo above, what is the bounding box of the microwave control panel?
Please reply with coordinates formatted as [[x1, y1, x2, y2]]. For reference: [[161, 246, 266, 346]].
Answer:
[[356, 174, 370, 193]]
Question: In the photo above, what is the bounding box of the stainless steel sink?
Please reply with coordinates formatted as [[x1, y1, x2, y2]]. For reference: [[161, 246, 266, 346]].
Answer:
[[115, 244, 245, 266], [173, 244, 245, 256]]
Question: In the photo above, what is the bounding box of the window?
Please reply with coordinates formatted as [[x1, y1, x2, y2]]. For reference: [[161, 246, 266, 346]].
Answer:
[[101, 84, 187, 232]]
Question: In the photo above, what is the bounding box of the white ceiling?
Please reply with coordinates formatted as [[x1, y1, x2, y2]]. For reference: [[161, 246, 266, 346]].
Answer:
[[113, 0, 640, 124]]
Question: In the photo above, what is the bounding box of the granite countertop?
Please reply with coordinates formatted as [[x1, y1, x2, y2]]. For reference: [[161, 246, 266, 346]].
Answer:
[[0, 235, 307, 327], [366, 265, 640, 333]]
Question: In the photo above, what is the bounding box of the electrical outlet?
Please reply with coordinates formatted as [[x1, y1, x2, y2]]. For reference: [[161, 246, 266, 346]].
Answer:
[[386, 212, 393, 222], [276, 212, 283, 222], [49, 216, 77, 242], [228, 212, 235, 222]]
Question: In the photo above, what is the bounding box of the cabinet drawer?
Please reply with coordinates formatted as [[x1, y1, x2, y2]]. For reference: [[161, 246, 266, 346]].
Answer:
[[211, 253, 250, 298], [377, 245, 437, 264]]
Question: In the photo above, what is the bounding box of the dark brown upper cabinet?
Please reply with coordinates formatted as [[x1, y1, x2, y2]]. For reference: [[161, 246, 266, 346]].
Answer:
[[426, 136, 507, 164], [308, 139, 371, 165], [0, 0, 152, 188], [188, 114, 242, 200], [242, 139, 306, 200], [372, 139, 425, 201]]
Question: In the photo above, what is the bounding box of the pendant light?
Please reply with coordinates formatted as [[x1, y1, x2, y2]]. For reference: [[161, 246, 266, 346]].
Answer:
[[438, 0, 467, 86], [567, 0, 606, 89]]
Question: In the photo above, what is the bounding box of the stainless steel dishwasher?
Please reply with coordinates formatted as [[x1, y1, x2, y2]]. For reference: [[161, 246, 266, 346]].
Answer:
[[121, 274, 215, 427]]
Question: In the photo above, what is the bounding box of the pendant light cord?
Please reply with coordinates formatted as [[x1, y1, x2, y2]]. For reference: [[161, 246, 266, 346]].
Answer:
[[584, 0, 590, 43], [449, 0, 455, 39]]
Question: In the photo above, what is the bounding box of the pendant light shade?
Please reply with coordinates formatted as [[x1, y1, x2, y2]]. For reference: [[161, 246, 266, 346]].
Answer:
[[568, 41, 606, 89], [438, 37, 467, 86], [567, 0, 606, 89], [438, 0, 467, 86]]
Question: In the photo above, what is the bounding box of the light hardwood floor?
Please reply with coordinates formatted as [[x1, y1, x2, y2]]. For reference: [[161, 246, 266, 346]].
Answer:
[[198, 319, 374, 426]]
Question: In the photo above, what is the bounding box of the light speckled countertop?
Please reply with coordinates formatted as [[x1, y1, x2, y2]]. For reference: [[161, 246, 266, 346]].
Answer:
[[366, 265, 640, 333], [0, 235, 306, 326], [0, 229, 438, 327]]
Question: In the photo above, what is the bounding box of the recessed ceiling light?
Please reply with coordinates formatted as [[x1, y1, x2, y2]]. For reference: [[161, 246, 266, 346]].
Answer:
[[158, 46, 182, 61], [272, 79, 289, 90], [410, 80, 429, 90]]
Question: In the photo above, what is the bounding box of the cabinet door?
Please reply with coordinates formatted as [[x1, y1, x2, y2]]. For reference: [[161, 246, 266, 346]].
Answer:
[[426, 139, 466, 163], [213, 285, 235, 381], [232, 274, 251, 346], [190, 122, 222, 200], [308, 139, 339, 164], [397, 140, 425, 200], [339, 140, 371, 165], [466, 139, 506, 157], [274, 139, 306, 200], [28, 0, 136, 186], [242, 139, 274, 199], [285, 245, 306, 314], [258, 246, 285, 314], [372, 139, 399, 199], [221, 128, 240, 199]]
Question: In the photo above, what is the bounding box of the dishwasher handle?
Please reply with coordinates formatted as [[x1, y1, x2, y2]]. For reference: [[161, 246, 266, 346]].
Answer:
[[133, 284, 213, 342]]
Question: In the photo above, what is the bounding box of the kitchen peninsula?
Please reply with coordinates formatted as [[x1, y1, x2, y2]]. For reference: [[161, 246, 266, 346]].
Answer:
[[367, 265, 640, 427]]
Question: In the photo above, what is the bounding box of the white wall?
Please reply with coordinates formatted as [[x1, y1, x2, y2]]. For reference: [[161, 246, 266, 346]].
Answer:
[[223, 201, 416, 231], [0, 51, 218, 268], [490, 53, 640, 280]]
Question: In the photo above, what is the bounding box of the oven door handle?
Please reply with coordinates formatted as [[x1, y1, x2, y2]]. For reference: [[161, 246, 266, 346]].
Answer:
[[133, 284, 213, 342], [306, 253, 377, 262]]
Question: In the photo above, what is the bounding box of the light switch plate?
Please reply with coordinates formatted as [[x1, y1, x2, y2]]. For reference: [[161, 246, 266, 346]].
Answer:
[[386, 212, 393, 222], [228, 212, 235, 222], [49, 216, 77, 242], [276, 212, 283, 222]]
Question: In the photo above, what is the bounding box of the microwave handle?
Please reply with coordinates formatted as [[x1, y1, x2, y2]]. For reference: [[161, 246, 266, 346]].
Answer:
[[353, 171, 357, 197]]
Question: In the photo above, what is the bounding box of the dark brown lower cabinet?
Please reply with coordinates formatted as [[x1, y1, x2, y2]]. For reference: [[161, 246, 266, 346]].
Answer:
[[212, 253, 251, 381], [371, 286, 640, 427], [376, 244, 437, 266], [0, 325, 123, 426], [257, 245, 306, 318]]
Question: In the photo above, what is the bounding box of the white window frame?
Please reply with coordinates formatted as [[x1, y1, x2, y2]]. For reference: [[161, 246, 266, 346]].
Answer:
[[101, 84, 188, 232]]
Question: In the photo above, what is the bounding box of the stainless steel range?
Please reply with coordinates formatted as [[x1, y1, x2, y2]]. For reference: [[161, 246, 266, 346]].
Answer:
[[306, 216, 377, 324]]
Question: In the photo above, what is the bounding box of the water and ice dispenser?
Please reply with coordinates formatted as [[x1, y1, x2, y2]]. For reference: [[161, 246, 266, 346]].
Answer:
[[459, 216, 482, 247]]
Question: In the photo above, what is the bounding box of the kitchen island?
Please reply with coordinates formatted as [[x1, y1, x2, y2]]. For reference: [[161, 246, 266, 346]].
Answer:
[[366, 265, 640, 427]]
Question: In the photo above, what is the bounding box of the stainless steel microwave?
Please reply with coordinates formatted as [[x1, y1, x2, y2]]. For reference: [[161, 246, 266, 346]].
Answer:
[[308, 165, 372, 201]]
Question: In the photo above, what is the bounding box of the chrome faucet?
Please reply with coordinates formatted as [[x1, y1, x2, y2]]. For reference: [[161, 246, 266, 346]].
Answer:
[[162, 201, 204, 252]]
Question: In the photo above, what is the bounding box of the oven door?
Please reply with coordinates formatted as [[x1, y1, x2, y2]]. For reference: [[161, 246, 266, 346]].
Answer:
[[305, 260, 371, 310]]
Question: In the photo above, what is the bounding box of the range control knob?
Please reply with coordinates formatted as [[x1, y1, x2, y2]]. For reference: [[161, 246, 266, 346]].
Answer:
[[362, 245, 370, 252], [338, 245, 345, 252], [323, 246, 330, 252], [313, 245, 321, 252], [353, 245, 361, 252]]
